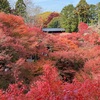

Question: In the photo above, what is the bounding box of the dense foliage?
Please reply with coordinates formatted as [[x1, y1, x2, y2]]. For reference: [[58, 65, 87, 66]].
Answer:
[[60, 4, 78, 32], [0, 12, 43, 89], [47, 17, 61, 28], [0, 12, 100, 100], [75, 0, 90, 23], [1, 0, 100, 31], [0, 0, 11, 13], [46, 0, 100, 32], [97, 2, 100, 25], [59, 0, 100, 32], [15, 0, 27, 18], [43, 12, 60, 27]]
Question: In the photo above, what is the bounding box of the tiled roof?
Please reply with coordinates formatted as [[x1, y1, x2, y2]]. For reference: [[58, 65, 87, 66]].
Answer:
[[42, 28, 65, 33]]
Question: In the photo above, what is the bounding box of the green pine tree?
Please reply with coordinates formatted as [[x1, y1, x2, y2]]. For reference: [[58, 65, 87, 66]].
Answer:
[[15, 0, 27, 18], [60, 4, 78, 32], [88, 4, 97, 25], [96, 2, 100, 25], [75, 0, 89, 23], [0, 0, 11, 13]]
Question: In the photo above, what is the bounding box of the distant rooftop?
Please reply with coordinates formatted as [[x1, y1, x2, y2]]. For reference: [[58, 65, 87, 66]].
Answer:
[[42, 28, 65, 33]]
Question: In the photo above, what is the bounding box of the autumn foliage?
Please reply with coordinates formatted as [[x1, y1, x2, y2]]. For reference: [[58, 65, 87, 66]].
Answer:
[[43, 12, 60, 27], [78, 22, 88, 34], [0, 12, 100, 100]]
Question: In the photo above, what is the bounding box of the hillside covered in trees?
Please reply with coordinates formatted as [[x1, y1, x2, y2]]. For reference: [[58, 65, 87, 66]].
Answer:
[[1, 0, 100, 32], [0, 0, 100, 100]]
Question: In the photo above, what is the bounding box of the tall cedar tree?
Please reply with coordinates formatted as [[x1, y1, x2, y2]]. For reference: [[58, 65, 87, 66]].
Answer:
[[88, 4, 97, 25], [0, 0, 11, 13], [60, 4, 78, 32], [96, 2, 100, 25], [15, 0, 27, 18], [75, 0, 89, 23]]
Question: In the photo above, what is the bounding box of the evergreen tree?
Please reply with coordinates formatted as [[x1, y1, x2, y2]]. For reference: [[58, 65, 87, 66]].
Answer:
[[60, 4, 78, 32], [0, 0, 11, 13], [47, 17, 61, 28], [96, 2, 100, 25], [88, 4, 97, 25], [75, 0, 89, 23], [15, 0, 27, 18]]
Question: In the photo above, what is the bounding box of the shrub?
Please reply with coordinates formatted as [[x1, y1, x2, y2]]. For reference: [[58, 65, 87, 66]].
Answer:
[[78, 22, 88, 34]]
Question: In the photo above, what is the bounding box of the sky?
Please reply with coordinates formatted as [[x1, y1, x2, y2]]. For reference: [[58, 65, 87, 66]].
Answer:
[[8, 0, 100, 12]]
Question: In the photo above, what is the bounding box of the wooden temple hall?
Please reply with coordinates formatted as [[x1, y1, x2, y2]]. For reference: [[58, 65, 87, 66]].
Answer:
[[42, 28, 65, 33]]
